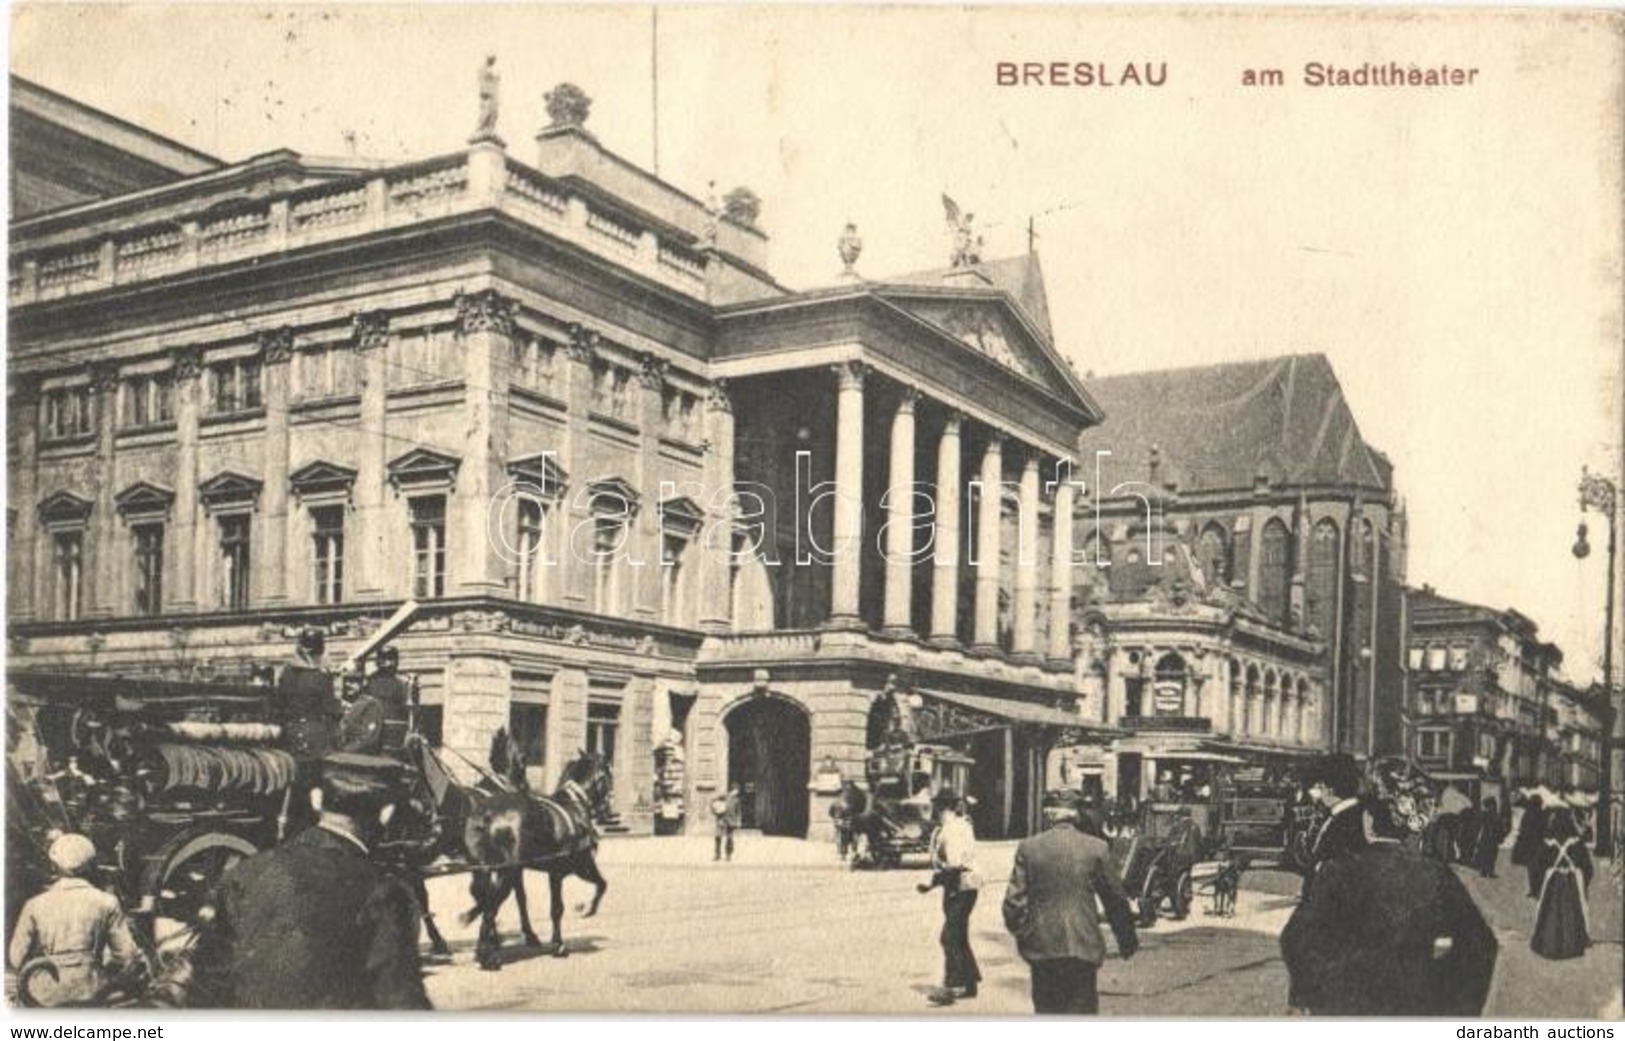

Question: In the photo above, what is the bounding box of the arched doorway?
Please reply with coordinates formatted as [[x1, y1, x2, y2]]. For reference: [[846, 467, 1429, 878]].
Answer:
[[724, 695, 810, 837]]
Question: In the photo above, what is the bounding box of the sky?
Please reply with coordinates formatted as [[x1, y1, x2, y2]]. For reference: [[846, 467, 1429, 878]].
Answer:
[[11, 4, 1624, 681]]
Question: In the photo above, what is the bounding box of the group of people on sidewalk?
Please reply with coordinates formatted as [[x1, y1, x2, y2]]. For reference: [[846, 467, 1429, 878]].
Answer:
[[916, 751, 1611, 1017]]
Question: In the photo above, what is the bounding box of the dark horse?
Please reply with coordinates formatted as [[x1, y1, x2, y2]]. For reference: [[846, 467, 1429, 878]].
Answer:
[[396, 731, 612, 971]]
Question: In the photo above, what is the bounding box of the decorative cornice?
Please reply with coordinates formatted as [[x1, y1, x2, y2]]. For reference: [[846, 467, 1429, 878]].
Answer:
[[89, 361, 120, 394], [566, 323, 600, 364], [637, 352, 669, 391], [259, 328, 295, 366], [352, 310, 391, 353], [455, 289, 516, 338], [172, 346, 203, 382], [9, 373, 39, 406]]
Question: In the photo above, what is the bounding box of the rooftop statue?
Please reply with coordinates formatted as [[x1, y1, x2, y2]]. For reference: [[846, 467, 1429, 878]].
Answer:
[[472, 55, 501, 144], [942, 193, 983, 268]]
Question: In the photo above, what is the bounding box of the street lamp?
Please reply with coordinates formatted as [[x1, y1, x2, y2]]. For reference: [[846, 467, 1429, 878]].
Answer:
[[1573, 466, 1618, 857]]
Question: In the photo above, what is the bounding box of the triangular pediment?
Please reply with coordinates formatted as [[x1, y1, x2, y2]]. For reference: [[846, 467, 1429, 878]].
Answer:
[[508, 452, 569, 498], [386, 447, 461, 490], [38, 490, 93, 525], [198, 471, 263, 508], [290, 459, 359, 497], [586, 476, 641, 516], [658, 495, 706, 533], [902, 298, 1041, 378], [877, 292, 1090, 413], [115, 481, 176, 517]]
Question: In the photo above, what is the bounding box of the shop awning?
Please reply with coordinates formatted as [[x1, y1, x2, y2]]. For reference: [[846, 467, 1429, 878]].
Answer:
[[914, 689, 1123, 740], [1150, 750, 1248, 765]]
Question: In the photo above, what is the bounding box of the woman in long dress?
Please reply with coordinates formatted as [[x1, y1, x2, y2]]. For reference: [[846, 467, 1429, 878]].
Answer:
[[1530, 807, 1593, 960]]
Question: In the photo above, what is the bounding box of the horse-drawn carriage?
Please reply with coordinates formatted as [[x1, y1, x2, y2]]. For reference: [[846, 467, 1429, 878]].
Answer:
[[831, 742, 974, 869], [6, 645, 615, 1004], [1103, 762, 1314, 926]]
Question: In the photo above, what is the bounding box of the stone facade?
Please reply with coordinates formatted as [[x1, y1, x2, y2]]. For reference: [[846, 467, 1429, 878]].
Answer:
[[10, 84, 1107, 840]]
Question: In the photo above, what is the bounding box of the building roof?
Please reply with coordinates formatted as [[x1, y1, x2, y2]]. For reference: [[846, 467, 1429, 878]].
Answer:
[[1077, 353, 1393, 496], [887, 252, 1055, 343], [11, 75, 220, 218]]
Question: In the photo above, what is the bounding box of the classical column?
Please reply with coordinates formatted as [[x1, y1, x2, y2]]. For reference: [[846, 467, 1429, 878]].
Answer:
[[1047, 468, 1076, 664], [1012, 453, 1041, 657], [882, 387, 919, 635], [171, 349, 202, 611], [972, 431, 1004, 652], [256, 329, 293, 606], [452, 289, 513, 596], [8, 377, 39, 621], [828, 361, 864, 627], [560, 325, 598, 603], [634, 352, 668, 617], [88, 362, 119, 617], [352, 311, 391, 599], [698, 381, 736, 632], [929, 412, 963, 645]]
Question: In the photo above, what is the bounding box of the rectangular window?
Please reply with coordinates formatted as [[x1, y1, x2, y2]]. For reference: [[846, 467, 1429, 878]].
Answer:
[[1448, 645, 1470, 671], [509, 703, 548, 775], [219, 514, 251, 611], [1408, 647, 1424, 671], [42, 386, 94, 441], [209, 357, 263, 415], [121, 373, 173, 428], [586, 701, 619, 767], [593, 517, 622, 614], [411, 496, 447, 599], [1417, 729, 1450, 761], [52, 530, 83, 620], [415, 704, 444, 748], [132, 522, 164, 615], [311, 505, 345, 605], [1427, 646, 1447, 672], [661, 532, 689, 626], [515, 498, 546, 602]]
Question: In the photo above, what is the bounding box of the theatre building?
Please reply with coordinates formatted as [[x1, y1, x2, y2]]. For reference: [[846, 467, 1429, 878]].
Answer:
[[1069, 355, 1409, 790], [8, 78, 1113, 841]]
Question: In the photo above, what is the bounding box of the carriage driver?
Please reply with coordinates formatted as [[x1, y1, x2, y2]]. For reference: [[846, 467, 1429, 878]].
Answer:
[[339, 645, 412, 755], [278, 627, 344, 758]]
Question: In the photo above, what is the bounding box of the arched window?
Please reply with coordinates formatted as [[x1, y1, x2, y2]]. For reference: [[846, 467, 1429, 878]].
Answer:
[[1195, 523, 1231, 587], [1306, 518, 1339, 636], [1258, 517, 1291, 624], [1152, 652, 1187, 716]]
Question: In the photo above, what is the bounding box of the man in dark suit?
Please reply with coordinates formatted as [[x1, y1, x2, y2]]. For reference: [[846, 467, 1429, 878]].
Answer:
[[189, 754, 431, 1010], [1301, 753, 1367, 898], [1001, 791, 1139, 1014], [1281, 790, 1497, 1015]]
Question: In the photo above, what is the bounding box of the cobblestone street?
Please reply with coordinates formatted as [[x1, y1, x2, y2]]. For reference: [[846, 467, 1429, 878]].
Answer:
[[420, 836, 1623, 1016]]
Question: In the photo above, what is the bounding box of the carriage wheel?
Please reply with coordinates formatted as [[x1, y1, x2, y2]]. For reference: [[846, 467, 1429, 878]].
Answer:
[[1170, 867, 1194, 920], [153, 833, 258, 928], [1137, 867, 1161, 928]]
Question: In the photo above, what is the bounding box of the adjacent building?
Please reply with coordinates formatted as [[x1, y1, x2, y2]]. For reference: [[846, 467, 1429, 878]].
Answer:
[[1404, 586, 1608, 805], [1071, 355, 1409, 789], [8, 78, 1112, 841]]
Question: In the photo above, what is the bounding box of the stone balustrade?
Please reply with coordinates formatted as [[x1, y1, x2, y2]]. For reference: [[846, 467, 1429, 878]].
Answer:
[[700, 626, 1074, 689], [10, 149, 714, 307]]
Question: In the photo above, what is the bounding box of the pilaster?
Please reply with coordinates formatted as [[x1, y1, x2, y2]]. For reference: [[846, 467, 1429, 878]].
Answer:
[[170, 348, 202, 611], [452, 290, 514, 596], [256, 329, 293, 606], [88, 361, 119, 617], [352, 311, 391, 599]]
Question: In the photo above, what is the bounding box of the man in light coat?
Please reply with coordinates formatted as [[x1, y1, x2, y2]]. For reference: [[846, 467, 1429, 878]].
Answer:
[[1002, 792, 1139, 1013], [8, 833, 146, 1007]]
